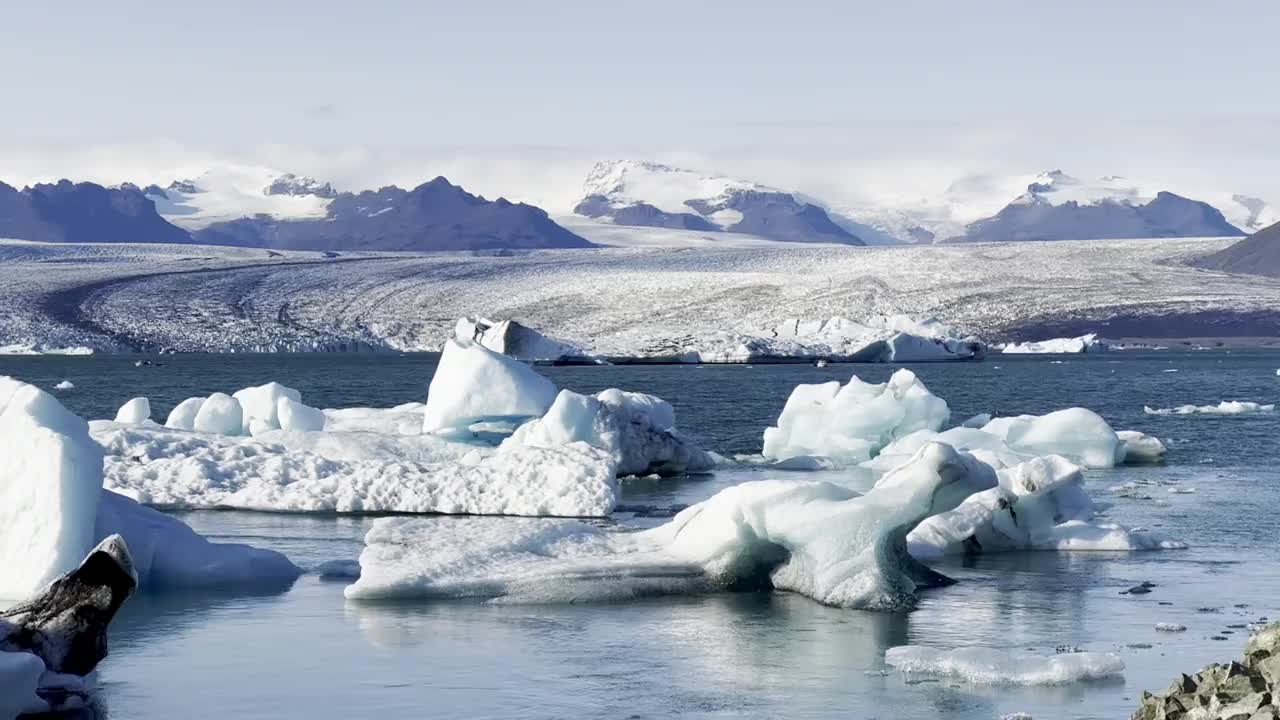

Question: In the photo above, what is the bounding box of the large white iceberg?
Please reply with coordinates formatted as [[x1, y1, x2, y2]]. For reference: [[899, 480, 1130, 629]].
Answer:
[[762, 369, 950, 465], [0, 378, 104, 599], [456, 317, 592, 363], [979, 408, 1124, 469], [423, 339, 558, 434], [1001, 334, 1107, 354], [346, 442, 994, 610], [94, 421, 619, 517], [0, 377, 299, 597], [232, 381, 301, 435]]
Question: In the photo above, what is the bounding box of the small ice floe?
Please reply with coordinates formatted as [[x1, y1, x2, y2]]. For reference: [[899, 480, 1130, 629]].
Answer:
[[1000, 714, 1034, 720], [1155, 623, 1187, 632], [1162, 369, 1179, 373], [1144, 401, 1275, 416], [54, 380, 74, 390], [1167, 487, 1196, 494], [884, 646, 1124, 685]]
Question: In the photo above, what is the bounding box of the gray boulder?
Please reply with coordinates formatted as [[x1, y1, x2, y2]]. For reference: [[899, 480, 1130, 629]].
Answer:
[[1132, 621, 1280, 719]]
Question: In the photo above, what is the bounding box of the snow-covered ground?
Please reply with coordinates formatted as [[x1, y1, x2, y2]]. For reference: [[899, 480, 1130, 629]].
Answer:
[[0, 233, 1272, 355]]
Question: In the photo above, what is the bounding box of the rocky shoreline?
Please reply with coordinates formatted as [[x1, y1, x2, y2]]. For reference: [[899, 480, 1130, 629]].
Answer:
[[1133, 622, 1280, 719]]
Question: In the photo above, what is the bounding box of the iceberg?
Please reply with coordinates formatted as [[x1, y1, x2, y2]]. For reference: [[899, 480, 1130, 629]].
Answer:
[[346, 442, 995, 610], [193, 392, 243, 434], [164, 396, 206, 430], [0, 377, 299, 596], [0, 650, 47, 718], [1144, 401, 1275, 416], [979, 408, 1124, 469], [1117, 430, 1166, 463], [277, 397, 326, 432], [908, 454, 1184, 557], [422, 339, 558, 434], [762, 369, 950, 465], [885, 646, 1124, 685], [0, 377, 105, 599], [113, 397, 151, 425], [232, 381, 301, 434], [94, 421, 619, 517], [1001, 334, 1108, 354], [54, 380, 74, 391], [507, 389, 713, 477], [455, 317, 593, 363]]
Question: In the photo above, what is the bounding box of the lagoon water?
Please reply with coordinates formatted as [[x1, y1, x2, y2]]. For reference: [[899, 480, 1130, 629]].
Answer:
[[4, 351, 1279, 719]]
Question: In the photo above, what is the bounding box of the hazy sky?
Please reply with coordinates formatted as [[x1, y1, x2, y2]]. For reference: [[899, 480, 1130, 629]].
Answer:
[[3, 0, 1277, 210]]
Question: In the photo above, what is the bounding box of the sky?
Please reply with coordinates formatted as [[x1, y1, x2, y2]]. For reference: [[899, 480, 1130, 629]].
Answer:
[[2, 0, 1278, 212]]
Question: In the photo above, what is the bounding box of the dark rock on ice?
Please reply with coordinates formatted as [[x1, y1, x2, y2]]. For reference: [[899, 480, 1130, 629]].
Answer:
[[0, 535, 137, 675]]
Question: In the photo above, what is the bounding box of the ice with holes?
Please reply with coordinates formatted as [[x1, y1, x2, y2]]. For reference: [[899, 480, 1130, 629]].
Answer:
[[346, 442, 995, 610], [761, 369, 950, 466], [884, 646, 1124, 685], [0, 377, 299, 597], [423, 339, 558, 434]]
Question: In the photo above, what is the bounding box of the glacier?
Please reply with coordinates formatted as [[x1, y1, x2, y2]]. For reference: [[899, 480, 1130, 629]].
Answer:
[[1, 233, 1275, 356]]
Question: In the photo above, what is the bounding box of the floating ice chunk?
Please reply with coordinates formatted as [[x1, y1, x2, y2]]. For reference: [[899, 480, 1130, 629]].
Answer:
[[1117, 430, 1166, 464], [164, 397, 206, 430], [232, 382, 301, 434], [316, 559, 361, 580], [54, 380, 74, 391], [981, 408, 1124, 468], [884, 646, 1124, 685], [192, 392, 243, 435], [423, 339, 558, 434], [94, 421, 618, 517], [456, 317, 591, 363], [277, 397, 326, 432], [1001, 334, 1107, 354], [503, 389, 711, 477], [94, 490, 300, 590], [0, 651, 48, 717], [1144, 401, 1275, 416], [347, 442, 995, 610], [1155, 623, 1187, 632], [113, 397, 151, 425], [909, 454, 1184, 556], [0, 379, 300, 596], [0, 377, 104, 599], [762, 369, 949, 466]]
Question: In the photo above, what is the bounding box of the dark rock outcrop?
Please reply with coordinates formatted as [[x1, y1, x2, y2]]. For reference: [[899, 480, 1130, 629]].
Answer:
[[264, 173, 338, 199], [686, 190, 863, 245], [1132, 621, 1280, 719], [1193, 221, 1280, 277], [195, 177, 595, 252], [0, 180, 191, 244], [0, 535, 137, 675]]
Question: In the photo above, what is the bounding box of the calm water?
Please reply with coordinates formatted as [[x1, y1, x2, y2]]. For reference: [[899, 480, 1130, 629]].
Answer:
[[4, 352, 1280, 719]]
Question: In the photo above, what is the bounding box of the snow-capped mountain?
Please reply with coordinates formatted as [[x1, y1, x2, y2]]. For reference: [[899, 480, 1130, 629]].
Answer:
[[193, 176, 595, 252], [141, 166, 334, 230], [945, 170, 1244, 242], [0, 179, 190, 244], [573, 160, 863, 245]]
